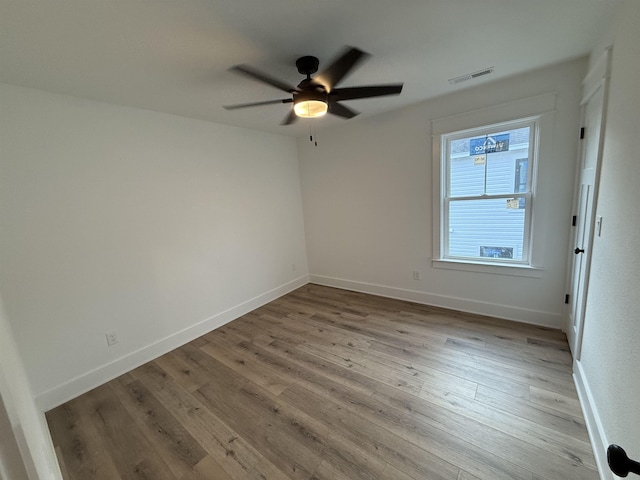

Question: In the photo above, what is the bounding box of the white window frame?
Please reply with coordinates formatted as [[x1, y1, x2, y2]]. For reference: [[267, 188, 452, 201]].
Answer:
[[431, 93, 556, 277], [442, 117, 537, 265]]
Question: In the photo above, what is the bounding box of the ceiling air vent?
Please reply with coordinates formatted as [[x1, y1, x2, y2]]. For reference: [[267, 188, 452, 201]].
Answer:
[[448, 67, 494, 85]]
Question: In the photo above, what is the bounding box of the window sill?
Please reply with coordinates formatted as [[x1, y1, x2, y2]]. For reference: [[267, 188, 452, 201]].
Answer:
[[432, 259, 544, 278]]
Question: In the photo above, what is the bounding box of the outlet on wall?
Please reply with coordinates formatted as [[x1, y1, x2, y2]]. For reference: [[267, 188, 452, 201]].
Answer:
[[413, 270, 421, 281], [105, 331, 118, 346]]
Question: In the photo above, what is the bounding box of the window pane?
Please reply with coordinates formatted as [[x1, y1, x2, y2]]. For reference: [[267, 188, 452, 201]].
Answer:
[[449, 127, 530, 197], [450, 154, 485, 196], [448, 197, 526, 260]]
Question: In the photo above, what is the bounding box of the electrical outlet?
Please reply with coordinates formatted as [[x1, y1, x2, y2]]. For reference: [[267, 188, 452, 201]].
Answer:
[[291, 263, 297, 272], [105, 331, 118, 346], [413, 270, 421, 281]]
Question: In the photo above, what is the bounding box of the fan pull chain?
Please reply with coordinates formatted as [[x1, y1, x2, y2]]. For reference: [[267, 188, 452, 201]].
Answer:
[[308, 124, 318, 147], [308, 125, 318, 147]]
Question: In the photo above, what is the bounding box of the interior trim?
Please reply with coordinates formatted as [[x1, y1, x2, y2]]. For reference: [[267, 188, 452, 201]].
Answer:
[[309, 274, 561, 327], [574, 359, 612, 480]]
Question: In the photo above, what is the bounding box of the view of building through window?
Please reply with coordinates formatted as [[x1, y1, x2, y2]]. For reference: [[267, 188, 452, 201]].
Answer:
[[443, 122, 535, 263]]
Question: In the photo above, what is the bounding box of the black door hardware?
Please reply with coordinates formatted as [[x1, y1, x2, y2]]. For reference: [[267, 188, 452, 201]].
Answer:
[[574, 247, 585, 254], [608, 444, 640, 477]]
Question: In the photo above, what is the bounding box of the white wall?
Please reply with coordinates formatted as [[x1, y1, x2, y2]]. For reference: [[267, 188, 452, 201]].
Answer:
[[298, 59, 585, 327], [0, 84, 308, 410], [576, 1, 640, 478], [0, 293, 61, 480]]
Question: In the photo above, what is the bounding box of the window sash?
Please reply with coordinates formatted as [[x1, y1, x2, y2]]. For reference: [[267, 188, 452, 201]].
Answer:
[[443, 193, 532, 263]]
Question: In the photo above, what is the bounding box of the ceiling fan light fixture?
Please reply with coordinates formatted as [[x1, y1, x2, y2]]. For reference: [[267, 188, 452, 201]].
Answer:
[[293, 99, 328, 118], [224, 47, 403, 125]]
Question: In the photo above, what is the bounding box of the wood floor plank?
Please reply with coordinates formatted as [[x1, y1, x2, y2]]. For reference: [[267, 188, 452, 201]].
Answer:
[[249, 339, 533, 480], [153, 351, 213, 392], [46, 398, 123, 480], [192, 363, 328, 480], [296, 340, 425, 394], [369, 339, 532, 398], [276, 312, 374, 350], [381, 462, 425, 480], [199, 338, 292, 395], [356, 311, 454, 347], [442, 338, 577, 397], [287, 373, 533, 480], [245, 457, 292, 480], [458, 470, 484, 480], [372, 384, 598, 480], [310, 309, 575, 396], [280, 382, 460, 480], [245, 337, 380, 397], [109, 379, 208, 478], [202, 324, 248, 348], [288, 328, 479, 399], [177, 455, 233, 480], [81, 384, 175, 480], [444, 336, 574, 379], [474, 384, 590, 442], [133, 361, 263, 479], [284, 314, 479, 400], [47, 284, 598, 480], [529, 385, 584, 417], [310, 460, 352, 480], [412, 382, 597, 469]]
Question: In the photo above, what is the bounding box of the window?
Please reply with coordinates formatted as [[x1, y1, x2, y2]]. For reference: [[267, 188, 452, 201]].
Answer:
[[431, 92, 555, 276], [440, 118, 538, 265]]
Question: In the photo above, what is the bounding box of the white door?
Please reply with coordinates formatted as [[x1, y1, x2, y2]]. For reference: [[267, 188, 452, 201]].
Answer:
[[567, 51, 609, 360]]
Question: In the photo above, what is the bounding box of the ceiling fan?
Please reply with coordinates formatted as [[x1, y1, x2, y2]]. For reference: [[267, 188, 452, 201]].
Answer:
[[223, 46, 403, 125]]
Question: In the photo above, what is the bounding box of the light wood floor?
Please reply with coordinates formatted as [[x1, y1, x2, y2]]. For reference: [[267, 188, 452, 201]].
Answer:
[[46, 284, 598, 480]]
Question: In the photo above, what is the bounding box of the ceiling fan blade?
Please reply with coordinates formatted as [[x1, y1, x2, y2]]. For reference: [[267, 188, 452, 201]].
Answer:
[[331, 84, 404, 101], [316, 46, 370, 91], [229, 65, 299, 93], [328, 101, 359, 119], [281, 109, 298, 125], [224, 98, 293, 110]]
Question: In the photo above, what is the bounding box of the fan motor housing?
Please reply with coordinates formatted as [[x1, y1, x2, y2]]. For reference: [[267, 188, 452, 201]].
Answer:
[[296, 56, 319, 76]]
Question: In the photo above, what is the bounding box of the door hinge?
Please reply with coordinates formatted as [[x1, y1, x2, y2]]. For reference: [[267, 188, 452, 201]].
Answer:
[[580, 127, 585, 139], [565, 294, 570, 304], [572, 215, 577, 226]]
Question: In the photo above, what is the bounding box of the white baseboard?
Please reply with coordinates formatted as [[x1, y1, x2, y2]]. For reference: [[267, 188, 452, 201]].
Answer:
[[35, 275, 309, 411], [309, 274, 562, 328], [574, 360, 614, 480]]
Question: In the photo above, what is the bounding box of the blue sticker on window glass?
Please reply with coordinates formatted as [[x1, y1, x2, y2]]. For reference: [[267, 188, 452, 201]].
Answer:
[[469, 134, 510, 155]]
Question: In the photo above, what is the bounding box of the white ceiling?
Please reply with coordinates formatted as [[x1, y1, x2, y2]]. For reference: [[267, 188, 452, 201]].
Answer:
[[0, 0, 617, 136]]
